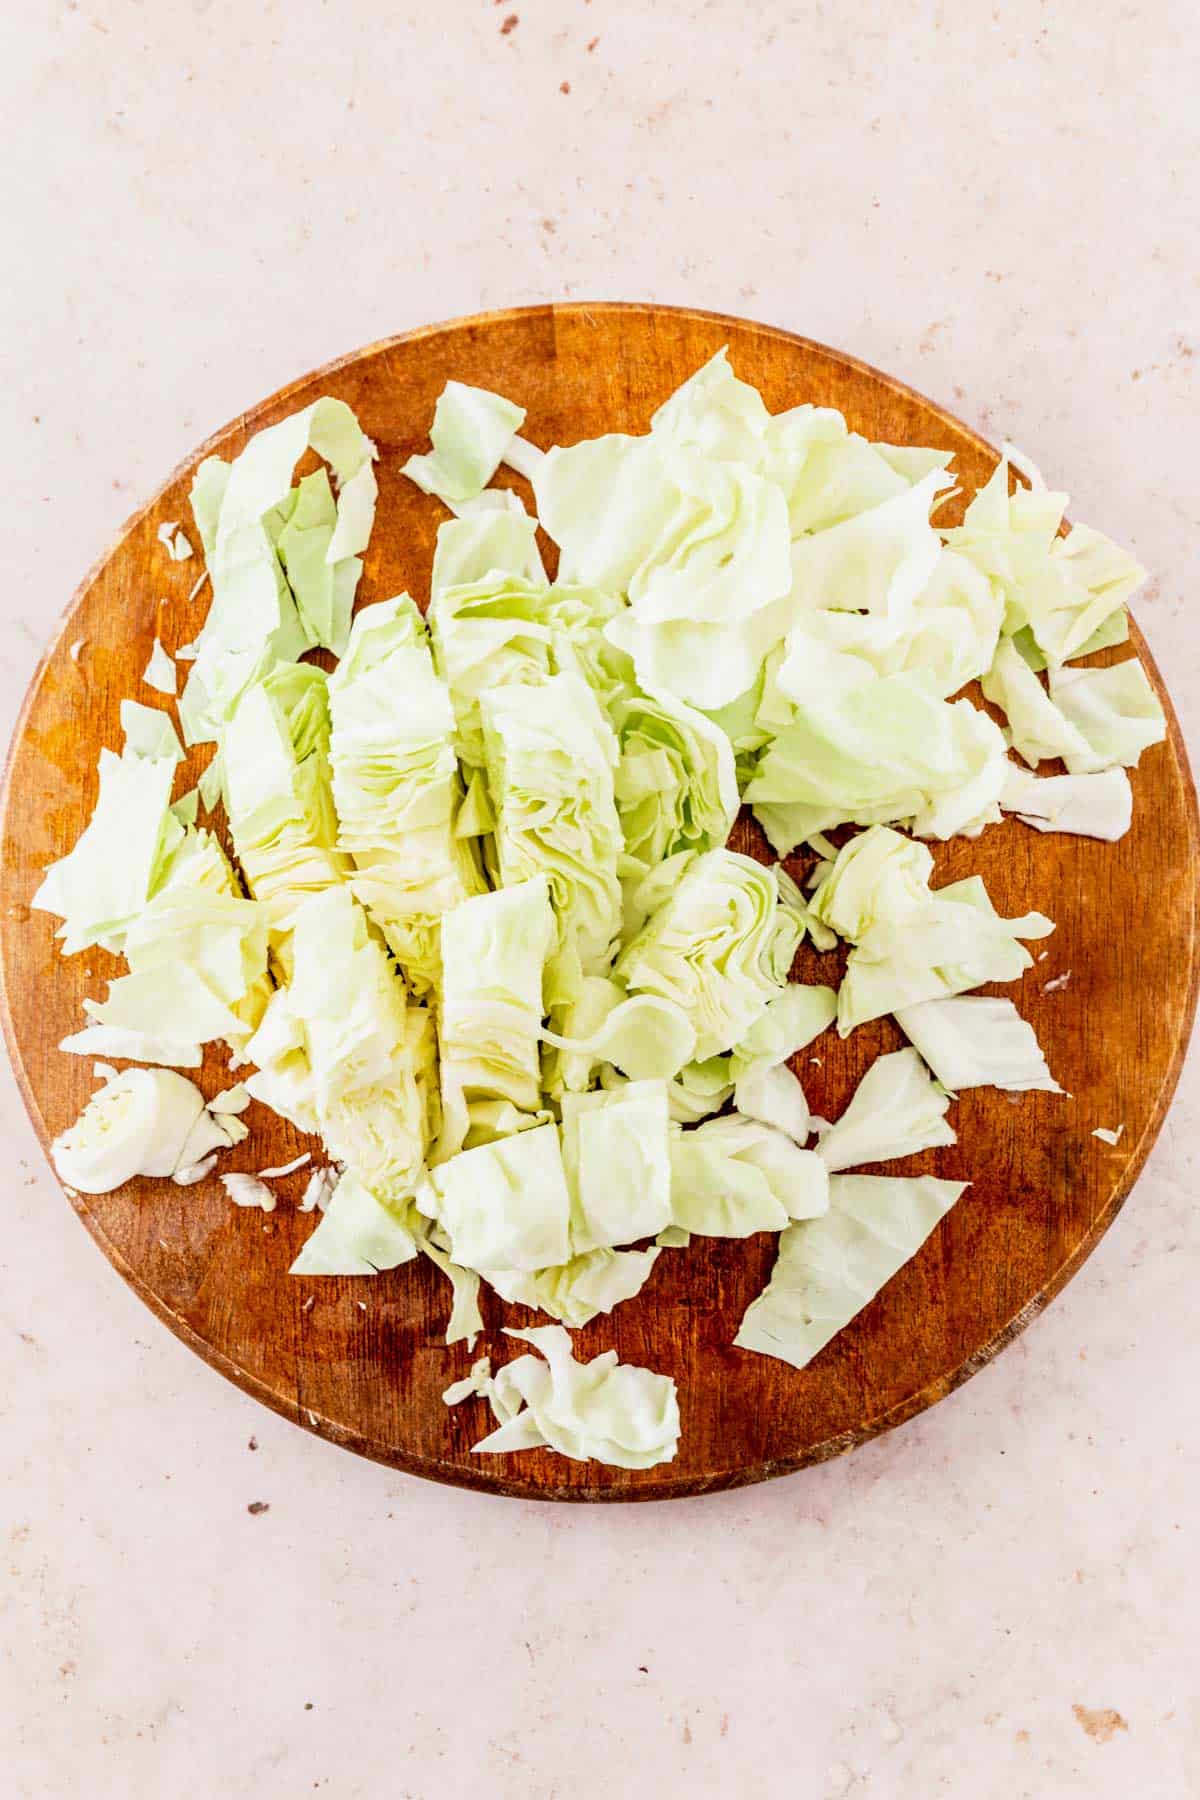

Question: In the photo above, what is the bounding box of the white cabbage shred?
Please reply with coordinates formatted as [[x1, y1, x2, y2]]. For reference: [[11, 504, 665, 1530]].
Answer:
[[33, 359, 1164, 1468]]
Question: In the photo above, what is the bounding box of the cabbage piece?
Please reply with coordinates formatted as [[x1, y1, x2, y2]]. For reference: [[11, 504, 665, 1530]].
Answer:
[[484, 1246, 660, 1328], [122, 701, 183, 771], [664, 1057, 735, 1123], [733, 1062, 810, 1142], [245, 887, 427, 1200], [32, 729, 183, 956], [222, 1173, 276, 1213], [606, 599, 791, 714], [747, 674, 1006, 852], [290, 1170, 421, 1276], [142, 638, 177, 697], [417, 1231, 485, 1347], [180, 397, 377, 743], [58, 1024, 203, 1067], [430, 508, 547, 599], [613, 686, 739, 876], [328, 595, 483, 993], [223, 663, 350, 962], [729, 983, 838, 1077], [810, 826, 1053, 1034], [669, 1116, 829, 1237], [616, 849, 799, 1060], [417, 1123, 571, 1274], [785, 467, 953, 622], [560, 1080, 672, 1253], [772, 866, 839, 954], [815, 1048, 955, 1171], [481, 671, 624, 985], [735, 1174, 968, 1368], [649, 347, 772, 467], [980, 636, 1095, 768], [1047, 658, 1166, 774], [84, 883, 269, 1054], [540, 986, 697, 1090], [943, 461, 1144, 664], [51, 1067, 208, 1193], [437, 878, 554, 1156], [403, 381, 525, 507], [1001, 765, 1132, 841], [765, 402, 952, 536], [895, 996, 1060, 1092], [456, 1324, 680, 1470]]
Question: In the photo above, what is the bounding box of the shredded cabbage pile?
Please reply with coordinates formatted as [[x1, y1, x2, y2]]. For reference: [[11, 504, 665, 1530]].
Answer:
[[37, 349, 1168, 1464]]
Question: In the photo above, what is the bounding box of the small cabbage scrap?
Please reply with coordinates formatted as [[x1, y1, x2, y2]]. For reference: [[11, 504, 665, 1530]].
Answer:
[[733, 1062, 810, 1142], [290, 1169, 420, 1275], [613, 686, 738, 876], [245, 887, 428, 1201], [748, 672, 1007, 852], [481, 671, 624, 986], [328, 595, 483, 992], [895, 996, 1060, 1092], [51, 1067, 210, 1194], [180, 396, 377, 744], [403, 381, 526, 508], [815, 1048, 955, 1172], [1047, 658, 1166, 774], [560, 1080, 672, 1253], [418, 1123, 571, 1274], [809, 826, 1054, 1034], [669, 1116, 829, 1237], [438, 878, 555, 1156], [616, 849, 799, 1061], [484, 1246, 661, 1328], [223, 663, 350, 961], [33, 724, 184, 957], [729, 983, 838, 1078], [142, 638, 177, 696], [446, 1324, 680, 1469], [1001, 765, 1132, 842], [980, 636, 1093, 768], [735, 1174, 968, 1369]]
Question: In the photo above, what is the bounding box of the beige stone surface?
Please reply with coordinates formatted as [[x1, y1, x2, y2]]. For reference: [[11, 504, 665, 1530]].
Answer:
[[1, 3, 1197, 1795]]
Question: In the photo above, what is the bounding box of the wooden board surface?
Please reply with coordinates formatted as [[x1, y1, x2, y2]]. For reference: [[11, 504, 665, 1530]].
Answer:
[[2, 303, 1197, 1503]]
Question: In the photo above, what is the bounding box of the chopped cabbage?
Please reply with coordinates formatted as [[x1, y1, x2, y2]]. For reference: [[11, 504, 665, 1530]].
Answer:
[[484, 1246, 660, 1328], [1047, 658, 1166, 774], [403, 381, 525, 507], [1001, 765, 1132, 842], [560, 1080, 672, 1252], [815, 1048, 955, 1171], [449, 1324, 680, 1469], [616, 849, 799, 1060], [669, 1116, 829, 1237], [51, 1067, 209, 1193], [142, 638, 177, 696], [895, 995, 1060, 1092], [735, 1174, 968, 1368], [613, 687, 739, 876], [733, 1061, 810, 1142], [180, 396, 377, 744], [417, 1122, 571, 1273], [328, 595, 483, 992], [290, 1169, 420, 1275]]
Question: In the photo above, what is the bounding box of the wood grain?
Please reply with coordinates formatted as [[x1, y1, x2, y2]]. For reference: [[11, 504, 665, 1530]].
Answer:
[[1, 303, 1196, 1503]]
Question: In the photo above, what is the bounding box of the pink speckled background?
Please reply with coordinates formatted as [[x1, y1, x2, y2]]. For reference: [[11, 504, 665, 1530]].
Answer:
[[2, 3, 1197, 1795]]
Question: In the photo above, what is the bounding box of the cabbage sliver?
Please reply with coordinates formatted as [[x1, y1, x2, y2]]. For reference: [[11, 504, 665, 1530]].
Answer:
[[290, 1170, 421, 1276], [245, 887, 428, 1200], [735, 1174, 968, 1368], [560, 1080, 672, 1253], [895, 996, 1060, 1093], [180, 396, 377, 744], [484, 1247, 661, 1329], [403, 381, 525, 508], [616, 849, 799, 1060], [815, 1048, 955, 1172], [669, 1116, 829, 1237], [437, 879, 555, 1156], [446, 1324, 680, 1469], [223, 663, 349, 964], [328, 595, 483, 992]]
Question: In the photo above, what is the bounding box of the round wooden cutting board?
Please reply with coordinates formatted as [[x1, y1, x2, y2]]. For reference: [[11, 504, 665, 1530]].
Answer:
[[2, 304, 1196, 1502]]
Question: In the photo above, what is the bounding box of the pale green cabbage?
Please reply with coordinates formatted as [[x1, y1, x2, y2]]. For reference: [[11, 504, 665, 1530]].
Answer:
[[418, 1122, 571, 1274], [222, 663, 350, 963], [180, 396, 377, 744], [437, 878, 554, 1156], [613, 686, 739, 877], [449, 1324, 680, 1468], [616, 849, 800, 1060], [484, 1247, 661, 1329], [1001, 765, 1132, 841], [245, 886, 428, 1200], [290, 1169, 421, 1276], [669, 1116, 829, 1236], [735, 1174, 968, 1368], [810, 826, 1053, 1033], [815, 1047, 955, 1171], [1047, 658, 1166, 773], [51, 1067, 211, 1194], [560, 1080, 672, 1252], [895, 996, 1060, 1092], [403, 381, 525, 507], [328, 594, 483, 992]]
